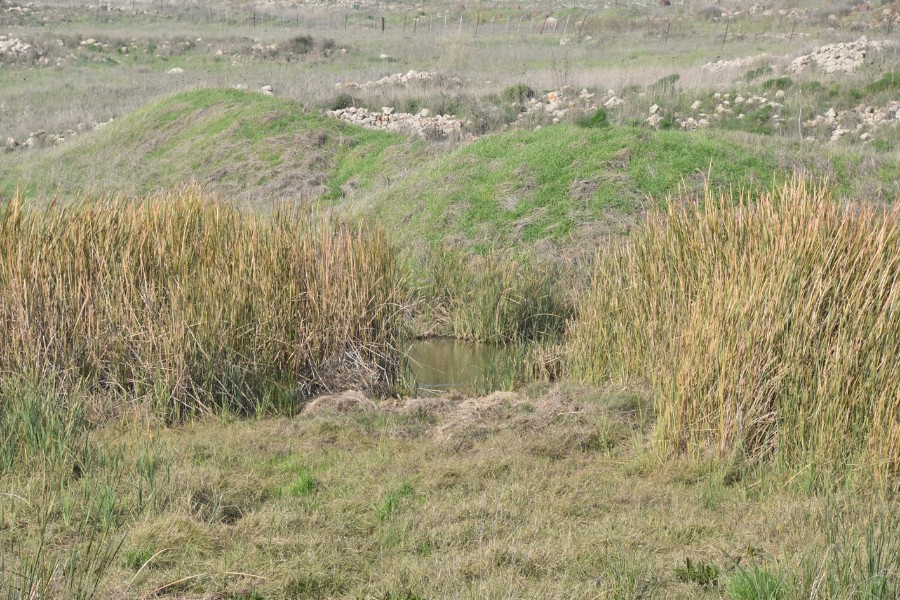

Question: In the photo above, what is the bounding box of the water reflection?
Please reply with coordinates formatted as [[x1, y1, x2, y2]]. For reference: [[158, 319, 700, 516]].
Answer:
[[403, 338, 519, 392]]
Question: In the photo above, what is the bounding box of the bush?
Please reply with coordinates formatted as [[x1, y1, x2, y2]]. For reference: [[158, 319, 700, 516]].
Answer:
[[577, 108, 609, 129], [865, 72, 900, 94], [651, 73, 680, 91], [502, 82, 536, 104], [761, 76, 793, 90], [744, 66, 774, 81], [285, 35, 314, 54], [328, 93, 356, 111]]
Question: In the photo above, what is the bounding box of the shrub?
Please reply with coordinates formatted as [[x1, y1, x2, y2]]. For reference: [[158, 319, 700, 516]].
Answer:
[[577, 108, 609, 129], [864, 72, 900, 94], [502, 82, 536, 104], [761, 76, 792, 90], [285, 35, 314, 54], [328, 92, 356, 111], [651, 73, 680, 91], [744, 66, 774, 81]]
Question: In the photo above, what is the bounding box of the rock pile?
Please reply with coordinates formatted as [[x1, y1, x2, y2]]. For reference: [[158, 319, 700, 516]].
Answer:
[[0, 35, 30, 59], [788, 37, 885, 74], [4, 119, 114, 153], [336, 70, 449, 90], [327, 106, 464, 139]]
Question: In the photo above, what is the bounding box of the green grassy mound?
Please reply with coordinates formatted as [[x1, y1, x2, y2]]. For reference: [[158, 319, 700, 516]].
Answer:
[[1, 88, 413, 203], [359, 124, 779, 253]]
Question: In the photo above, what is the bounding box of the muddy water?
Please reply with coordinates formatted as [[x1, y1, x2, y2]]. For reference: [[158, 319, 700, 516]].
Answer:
[[403, 339, 519, 391]]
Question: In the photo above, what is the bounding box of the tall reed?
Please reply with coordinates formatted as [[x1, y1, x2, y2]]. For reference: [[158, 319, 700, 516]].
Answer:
[[418, 246, 569, 343], [0, 190, 406, 419], [568, 179, 900, 485]]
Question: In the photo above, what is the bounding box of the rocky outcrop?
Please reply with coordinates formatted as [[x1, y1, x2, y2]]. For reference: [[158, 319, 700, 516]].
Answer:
[[805, 102, 899, 143]]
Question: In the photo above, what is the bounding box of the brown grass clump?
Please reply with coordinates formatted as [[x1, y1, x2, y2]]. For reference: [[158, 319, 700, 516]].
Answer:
[[0, 189, 406, 419], [568, 178, 900, 486]]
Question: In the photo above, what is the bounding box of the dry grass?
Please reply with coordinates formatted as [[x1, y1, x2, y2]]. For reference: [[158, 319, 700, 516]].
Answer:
[[0, 188, 407, 419], [568, 178, 900, 487], [3, 382, 896, 599]]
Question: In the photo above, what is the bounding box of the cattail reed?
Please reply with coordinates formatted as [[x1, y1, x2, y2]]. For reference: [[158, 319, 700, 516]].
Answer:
[[568, 179, 900, 485], [0, 189, 406, 420]]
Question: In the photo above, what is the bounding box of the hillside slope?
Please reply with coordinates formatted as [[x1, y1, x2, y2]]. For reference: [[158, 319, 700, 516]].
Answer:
[[354, 124, 783, 254], [1, 89, 415, 203], [4, 89, 893, 255]]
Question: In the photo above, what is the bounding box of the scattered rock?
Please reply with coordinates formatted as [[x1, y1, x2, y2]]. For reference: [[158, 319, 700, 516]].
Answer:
[[513, 87, 600, 128], [336, 69, 446, 91], [166, 67, 185, 75], [703, 55, 770, 73]]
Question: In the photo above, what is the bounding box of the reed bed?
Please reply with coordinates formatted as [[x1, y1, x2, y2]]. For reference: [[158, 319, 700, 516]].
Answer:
[[418, 246, 569, 344], [0, 190, 406, 420], [568, 179, 900, 485]]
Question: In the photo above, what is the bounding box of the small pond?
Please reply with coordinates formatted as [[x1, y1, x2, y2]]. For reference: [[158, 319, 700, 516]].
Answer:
[[402, 338, 521, 393]]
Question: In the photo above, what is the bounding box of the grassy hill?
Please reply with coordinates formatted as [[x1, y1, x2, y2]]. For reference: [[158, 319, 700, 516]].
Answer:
[[0, 89, 416, 204], [3, 88, 894, 254], [357, 124, 781, 253]]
